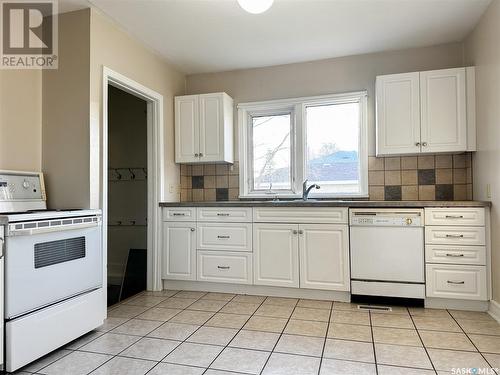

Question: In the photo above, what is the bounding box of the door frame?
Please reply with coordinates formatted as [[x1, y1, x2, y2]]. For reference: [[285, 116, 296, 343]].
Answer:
[[102, 67, 164, 292]]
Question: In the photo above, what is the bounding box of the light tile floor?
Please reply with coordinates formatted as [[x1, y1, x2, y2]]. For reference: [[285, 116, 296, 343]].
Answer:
[[12, 290, 500, 375]]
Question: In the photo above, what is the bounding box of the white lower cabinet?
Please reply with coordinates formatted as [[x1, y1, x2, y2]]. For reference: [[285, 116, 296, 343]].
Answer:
[[299, 224, 350, 291], [162, 222, 196, 280], [253, 223, 349, 290], [426, 264, 487, 301], [253, 224, 299, 288], [197, 251, 252, 284]]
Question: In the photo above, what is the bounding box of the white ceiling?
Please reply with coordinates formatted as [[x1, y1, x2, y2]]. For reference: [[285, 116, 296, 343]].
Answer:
[[63, 0, 491, 74]]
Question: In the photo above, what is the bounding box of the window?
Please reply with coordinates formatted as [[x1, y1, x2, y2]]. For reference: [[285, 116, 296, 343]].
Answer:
[[251, 113, 292, 191], [239, 92, 367, 198]]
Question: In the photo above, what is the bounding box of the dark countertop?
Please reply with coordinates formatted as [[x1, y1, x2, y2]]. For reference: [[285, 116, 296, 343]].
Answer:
[[160, 200, 491, 208]]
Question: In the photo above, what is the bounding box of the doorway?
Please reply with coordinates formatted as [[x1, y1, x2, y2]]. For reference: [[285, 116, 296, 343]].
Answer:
[[107, 86, 148, 305], [102, 67, 165, 307]]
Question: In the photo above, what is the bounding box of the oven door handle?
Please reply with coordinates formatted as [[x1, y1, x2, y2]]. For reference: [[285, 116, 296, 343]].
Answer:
[[9, 222, 100, 236], [0, 237, 4, 258]]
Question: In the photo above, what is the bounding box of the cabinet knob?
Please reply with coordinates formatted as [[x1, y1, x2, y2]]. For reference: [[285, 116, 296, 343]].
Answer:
[[422, 142, 428, 147], [415, 142, 421, 146], [199, 153, 203, 157], [292, 230, 298, 235], [190, 228, 195, 232], [298, 230, 304, 235], [194, 153, 199, 157]]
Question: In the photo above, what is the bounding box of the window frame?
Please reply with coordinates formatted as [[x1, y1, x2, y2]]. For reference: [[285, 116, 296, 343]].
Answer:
[[238, 91, 368, 199]]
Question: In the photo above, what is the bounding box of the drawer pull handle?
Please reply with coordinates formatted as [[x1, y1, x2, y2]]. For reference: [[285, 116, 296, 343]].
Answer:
[[217, 213, 230, 217], [445, 215, 464, 219], [445, 253, 464, 257], [447, 280, 465, 285], [217, 235, 230, 239], [217, 266, 230, 270], [445, 234, 464, 238], [172, 213, 185, 216]]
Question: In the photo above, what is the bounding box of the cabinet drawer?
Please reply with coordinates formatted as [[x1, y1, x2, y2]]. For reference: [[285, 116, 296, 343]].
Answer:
[[197, 251, 252, 284], [426, 264, 487, 300], [425, 226, 485, 246], [197, 207, 252, 222], [163, 207, 196, 222], [425, 208, 485, 226], [253, 207, 348, 224], [197, 223, 252, 252], [425, 245, 486, 265]]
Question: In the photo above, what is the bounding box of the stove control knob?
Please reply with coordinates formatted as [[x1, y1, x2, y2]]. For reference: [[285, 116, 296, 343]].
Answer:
[[22, 180, 30, 189], [405, 218, 413, 225]]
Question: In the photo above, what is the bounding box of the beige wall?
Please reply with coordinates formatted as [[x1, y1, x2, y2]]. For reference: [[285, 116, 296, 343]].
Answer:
[[0, 70, 42, 171], [464, 0, 500, 302], [186, 42, 465, 157], [90, 9, 186, 208], [42, 10, 91, 209]]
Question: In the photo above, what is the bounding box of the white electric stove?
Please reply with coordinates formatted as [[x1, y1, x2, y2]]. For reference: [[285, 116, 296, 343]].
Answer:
[[0, 170, 105, 372]]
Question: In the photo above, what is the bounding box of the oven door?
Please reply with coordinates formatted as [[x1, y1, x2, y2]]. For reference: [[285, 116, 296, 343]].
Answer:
[[5, 222, 102, 319]]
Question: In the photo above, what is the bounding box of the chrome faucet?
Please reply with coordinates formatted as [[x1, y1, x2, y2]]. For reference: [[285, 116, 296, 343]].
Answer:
[[302, 179, 320, 201]]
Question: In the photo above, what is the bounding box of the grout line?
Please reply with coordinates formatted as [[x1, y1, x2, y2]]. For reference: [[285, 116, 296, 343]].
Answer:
[[408, 309, 438, 374], [316, 305, 333, 375], [257, 298, 301, 375], [368, 311, 379, 375], [200, 294, 268, 374], [448, 309, 499, 375]]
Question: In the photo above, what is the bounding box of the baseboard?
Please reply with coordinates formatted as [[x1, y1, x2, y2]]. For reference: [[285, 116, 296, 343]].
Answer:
[[425, 297, 489, 311], [163, 280, 351, 302], [489, 300, 500, 322]]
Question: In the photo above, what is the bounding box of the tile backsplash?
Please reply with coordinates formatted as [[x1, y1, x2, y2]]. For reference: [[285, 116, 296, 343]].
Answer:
[[368, 153, 472, 201], [180, 162, 239, 202], [180, 153, 473, 202]]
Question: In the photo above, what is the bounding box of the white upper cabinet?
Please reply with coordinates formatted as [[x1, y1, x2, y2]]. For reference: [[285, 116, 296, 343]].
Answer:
[[420, 68, 467, 153], [376, 72, 421, 155], [376, 67, 476, 156], [175, 92, 234, 164]]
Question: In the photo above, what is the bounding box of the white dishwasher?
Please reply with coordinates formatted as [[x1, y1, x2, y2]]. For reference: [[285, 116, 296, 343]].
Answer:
[[350, 209, 425, 301]]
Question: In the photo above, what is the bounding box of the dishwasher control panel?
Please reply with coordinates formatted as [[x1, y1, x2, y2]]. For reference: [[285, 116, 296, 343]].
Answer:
[[350, 209, 423, 227]]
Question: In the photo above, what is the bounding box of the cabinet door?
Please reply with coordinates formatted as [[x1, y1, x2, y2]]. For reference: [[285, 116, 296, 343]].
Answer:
[[420, 68, 467, 153], [199, 93, 224, 162], [376, 72, 421, 155], [299, 224, 350, 291], [175, 95, 199, 163], [162, 222, 196, 280], [253, 224, 299, 288]]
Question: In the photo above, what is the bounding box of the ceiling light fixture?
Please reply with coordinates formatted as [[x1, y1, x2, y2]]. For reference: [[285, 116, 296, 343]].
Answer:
[[237, 0, 274, 14]]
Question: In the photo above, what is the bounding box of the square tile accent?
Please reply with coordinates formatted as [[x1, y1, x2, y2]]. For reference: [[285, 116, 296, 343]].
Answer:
[[384, 186, 402, 201], [191, 176, 204, 189], [435, 184, 454, 200], [418, 169, 435, 185]]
